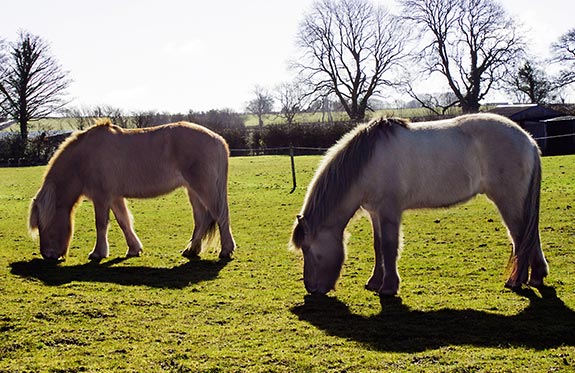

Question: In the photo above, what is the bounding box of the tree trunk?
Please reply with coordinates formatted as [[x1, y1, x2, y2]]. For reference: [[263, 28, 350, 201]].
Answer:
[[19, 117, 28, 158]]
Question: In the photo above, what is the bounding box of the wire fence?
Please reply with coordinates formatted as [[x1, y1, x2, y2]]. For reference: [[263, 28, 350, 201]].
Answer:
[[229, 146, 331, 157], [228, 132, 575, 156]]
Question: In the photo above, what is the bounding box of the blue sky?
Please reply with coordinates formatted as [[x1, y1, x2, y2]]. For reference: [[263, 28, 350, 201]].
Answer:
[[1, 0, 573, 113]]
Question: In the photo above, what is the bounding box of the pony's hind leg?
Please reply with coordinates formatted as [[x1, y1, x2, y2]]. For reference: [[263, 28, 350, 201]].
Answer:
[[527, 237, 548, 288], [182, 173, 235, 259], [182, 190, 216, 259], [216, 202, 235, 259], [489, 193, 543, 289], [111, 198, 143, 257]]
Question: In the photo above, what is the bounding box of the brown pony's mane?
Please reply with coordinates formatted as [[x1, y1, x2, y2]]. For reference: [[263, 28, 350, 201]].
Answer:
[[46, 119, 118, 170], [292, 117, 409, 248]]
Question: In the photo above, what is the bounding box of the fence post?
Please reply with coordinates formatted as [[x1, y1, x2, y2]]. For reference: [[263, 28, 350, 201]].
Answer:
[[289, 144, 297, 194]]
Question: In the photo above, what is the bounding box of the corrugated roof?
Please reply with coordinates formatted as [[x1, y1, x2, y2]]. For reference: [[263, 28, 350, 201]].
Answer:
[[488, 104, 564, 121], [488, 104, 537, 117]]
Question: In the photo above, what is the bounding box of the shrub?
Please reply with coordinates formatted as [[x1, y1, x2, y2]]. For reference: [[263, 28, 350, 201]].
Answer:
[[259, 121, 356, 154], [0, 132, 67, 166]]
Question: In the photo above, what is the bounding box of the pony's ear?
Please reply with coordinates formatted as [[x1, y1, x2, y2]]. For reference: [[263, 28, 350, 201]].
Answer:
[[296, 215, 310, 235], [290, 215, 310, 250]]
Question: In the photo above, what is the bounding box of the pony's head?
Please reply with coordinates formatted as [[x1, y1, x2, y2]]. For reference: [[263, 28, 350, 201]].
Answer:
[[291, 215, 345, 295], [28, 183, 73, 261]]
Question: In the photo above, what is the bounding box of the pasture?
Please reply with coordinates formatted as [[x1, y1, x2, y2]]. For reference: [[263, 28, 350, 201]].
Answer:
[[0, 154, 574, 372]]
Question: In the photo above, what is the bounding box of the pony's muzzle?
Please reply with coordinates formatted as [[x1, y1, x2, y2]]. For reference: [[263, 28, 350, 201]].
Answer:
[[40, 252, 65, 262]]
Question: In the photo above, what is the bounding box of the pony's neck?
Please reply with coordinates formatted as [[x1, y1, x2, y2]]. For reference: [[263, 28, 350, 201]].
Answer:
[[307, 185, 361, 234], [45, 172, 83, 210]]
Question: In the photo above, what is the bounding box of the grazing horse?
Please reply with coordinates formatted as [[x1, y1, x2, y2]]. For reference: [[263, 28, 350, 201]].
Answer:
[[291, 113, 548, 296], [29, 120, 235, 261]]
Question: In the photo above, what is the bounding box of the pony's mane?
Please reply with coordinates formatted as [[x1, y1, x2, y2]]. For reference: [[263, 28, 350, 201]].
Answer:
[[46, 119, 120, 170], [293, 117, 408, 247]]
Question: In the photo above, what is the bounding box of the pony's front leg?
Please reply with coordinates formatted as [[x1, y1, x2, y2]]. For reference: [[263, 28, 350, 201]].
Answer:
[[111, 198, 143, 257], [88, 200, 111, 260], [366, 214, 384, 292], [377, 218, 402, 296]]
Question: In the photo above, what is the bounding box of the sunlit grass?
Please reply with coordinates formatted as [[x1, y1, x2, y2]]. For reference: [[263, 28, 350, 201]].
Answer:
[[0, 154, 573, 372]]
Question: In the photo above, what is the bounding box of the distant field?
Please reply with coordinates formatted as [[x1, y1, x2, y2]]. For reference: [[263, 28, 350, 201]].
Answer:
[[241, 107, 450, 126], [1, 107, 453, 132], [0, 154, 573, 372]]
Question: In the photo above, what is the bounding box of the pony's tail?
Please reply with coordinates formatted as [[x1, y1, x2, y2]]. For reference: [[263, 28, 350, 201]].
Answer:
[[201, 220, 219, 249], [507, 148, 547, 287], [203, 138, 232, 250]]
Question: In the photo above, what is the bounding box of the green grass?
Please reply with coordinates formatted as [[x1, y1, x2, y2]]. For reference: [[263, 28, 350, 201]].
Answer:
[[0, 155, 574, 372]]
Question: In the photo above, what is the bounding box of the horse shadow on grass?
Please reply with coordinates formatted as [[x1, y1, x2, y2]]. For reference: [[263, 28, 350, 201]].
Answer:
[[291, 286, 575, 352], [9, 257, 230, 289]]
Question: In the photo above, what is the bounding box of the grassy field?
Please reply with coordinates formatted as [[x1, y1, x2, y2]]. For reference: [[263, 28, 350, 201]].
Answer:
[[242, 108, 458, 126], [2, 107, 449, 132], [0, 154, 574, 372]]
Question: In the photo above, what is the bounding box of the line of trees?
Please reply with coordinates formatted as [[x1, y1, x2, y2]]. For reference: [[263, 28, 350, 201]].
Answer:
[[1, 0, 575, 151], [288, 0, 575, 119]]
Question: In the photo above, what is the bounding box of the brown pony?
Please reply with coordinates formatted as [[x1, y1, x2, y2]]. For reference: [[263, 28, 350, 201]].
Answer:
[[29, 120, 235, 261]]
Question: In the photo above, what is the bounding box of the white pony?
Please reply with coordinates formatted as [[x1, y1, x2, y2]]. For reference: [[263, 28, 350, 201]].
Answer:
[[291, 113, 548, 295]]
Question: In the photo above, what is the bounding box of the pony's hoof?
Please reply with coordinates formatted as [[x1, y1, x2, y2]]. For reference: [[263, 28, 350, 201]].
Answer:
[[88, 252, 108, 261], [365, 283, 381, 293], [378, 287, 398, 297], [126, 250, 142, 258], [504, 280, 523, 291], [219, 251, 233, 260], [527, 279, 544, 289], [182, 249, 200, 260]]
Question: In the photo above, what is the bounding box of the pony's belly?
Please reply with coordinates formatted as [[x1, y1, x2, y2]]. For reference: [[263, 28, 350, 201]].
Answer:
[[403, 175, 480, 210], [89, 168, 186, 199], [122, 175, 185, 198]]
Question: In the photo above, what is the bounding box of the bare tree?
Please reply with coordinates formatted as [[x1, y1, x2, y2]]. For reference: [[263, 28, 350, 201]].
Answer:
[[551, 28, 575, 89], [92, 105, 129, 128], [63, 105, 129, 130], [132, 110, 159, 128], [294, 0, 409, 121], [505, 61, 559, 104], [408, 91, 460, 115], [275, 81, 306, 125], [400, 0, 525, 113], [246, 85, 274, 128], [0, 31, 71, 146], [62, 106, 95, 130]]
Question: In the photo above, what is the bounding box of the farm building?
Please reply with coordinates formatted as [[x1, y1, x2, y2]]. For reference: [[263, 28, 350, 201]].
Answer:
[[488, 104, 575, 155]]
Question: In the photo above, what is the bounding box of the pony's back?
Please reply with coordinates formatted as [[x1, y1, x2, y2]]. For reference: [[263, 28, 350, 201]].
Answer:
[[43, 121, 229, 199]]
